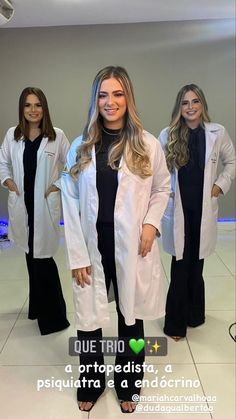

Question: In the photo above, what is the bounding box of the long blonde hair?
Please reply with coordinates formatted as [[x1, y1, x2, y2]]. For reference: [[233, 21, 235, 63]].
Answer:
[[165, 84, 211, 172], [70, 66, 151, 179]]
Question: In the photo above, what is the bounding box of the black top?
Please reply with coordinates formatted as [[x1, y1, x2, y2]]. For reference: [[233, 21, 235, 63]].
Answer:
[[95, 127, 120, 224], [23, 135, 43, 210], [178, 125, 206, 210]]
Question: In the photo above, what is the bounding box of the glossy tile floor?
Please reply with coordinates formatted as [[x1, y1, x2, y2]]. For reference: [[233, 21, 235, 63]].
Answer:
[[0, 223, 235, 419]]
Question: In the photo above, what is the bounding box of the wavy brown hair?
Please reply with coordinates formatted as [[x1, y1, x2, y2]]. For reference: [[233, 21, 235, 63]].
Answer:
[[165, 84, 211, 171], [70, 66, 151, 179], [14, 87, 56, 141]]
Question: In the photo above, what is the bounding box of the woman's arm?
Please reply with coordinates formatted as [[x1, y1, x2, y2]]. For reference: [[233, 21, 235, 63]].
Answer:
[[140, 137, 171, 257], [213, 127, 236, 195], [0, 129, 16, 188], [143, 139, 171, 234], [61, 138, 91, 280]]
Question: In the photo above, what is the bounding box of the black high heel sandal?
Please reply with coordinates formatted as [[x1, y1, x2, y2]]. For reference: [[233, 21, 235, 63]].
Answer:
[[78, 401, 96, 412], [170, 335, 182, 342], [120, 401, 137, 413]]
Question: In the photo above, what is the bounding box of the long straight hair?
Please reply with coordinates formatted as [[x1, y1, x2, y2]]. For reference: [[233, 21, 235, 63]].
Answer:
[[14, 87, 56, 141], [165, 84, 211, 171], [70, 66, 152, 179]]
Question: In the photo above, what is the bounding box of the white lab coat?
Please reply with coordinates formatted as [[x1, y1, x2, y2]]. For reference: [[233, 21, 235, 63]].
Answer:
[[61, 130, 171, 331], [158, 123, 235, 261], [0, 126, 70, 258]]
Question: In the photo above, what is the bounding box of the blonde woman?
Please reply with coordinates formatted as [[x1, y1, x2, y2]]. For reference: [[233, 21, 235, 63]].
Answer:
[[159, 84, 235, 341], [61, 66, 170, 413]]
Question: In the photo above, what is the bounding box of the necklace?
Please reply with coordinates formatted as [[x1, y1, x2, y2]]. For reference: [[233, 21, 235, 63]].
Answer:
[[102, 127, 122, 136]]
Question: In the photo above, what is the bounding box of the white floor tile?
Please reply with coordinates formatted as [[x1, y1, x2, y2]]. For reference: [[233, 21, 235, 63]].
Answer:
[[0, 246, 28, 281], [196, 363, 235, 419], [0, 313, 19, 352], [214, 247, 235, 277], [0, 365, 86, 419], [205, 276, 235, 310], [213, 224, 235, 276], [0, 313, 77, 366], [187, 311, 235, 363], [203, 253, 233, 277], [0, 280, 28, 314]]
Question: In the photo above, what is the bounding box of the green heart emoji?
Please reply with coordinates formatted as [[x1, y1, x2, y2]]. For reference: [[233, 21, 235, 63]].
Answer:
[[129, 338, 145, 355]]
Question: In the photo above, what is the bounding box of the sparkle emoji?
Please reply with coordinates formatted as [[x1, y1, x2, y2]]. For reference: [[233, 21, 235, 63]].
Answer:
[[146, 339, 160, 354]]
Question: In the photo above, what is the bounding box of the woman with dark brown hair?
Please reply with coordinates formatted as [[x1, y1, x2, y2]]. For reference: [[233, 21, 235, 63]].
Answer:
[[0, 87, 70, 335]]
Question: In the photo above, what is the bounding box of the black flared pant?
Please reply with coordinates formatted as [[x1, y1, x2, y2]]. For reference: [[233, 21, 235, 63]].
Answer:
[[77, 223, 144, 402], [164, 207, 205, 337], [25, 253, 70, 335], [25, 192, 69, 335]]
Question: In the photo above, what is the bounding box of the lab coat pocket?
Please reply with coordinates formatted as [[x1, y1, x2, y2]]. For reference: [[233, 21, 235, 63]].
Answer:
[[8, 191, 18, 220], [46, 191, 61, 227], [136, 240, 164, 318], [8, 190, 18, 205], [7, 191, 26, 244], [211, 196, 219, 220]]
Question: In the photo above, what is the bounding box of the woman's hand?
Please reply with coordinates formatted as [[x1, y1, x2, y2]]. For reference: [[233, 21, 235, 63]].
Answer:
[[4, 178, 19, 195], [45, 184, 60, 198], [72, 266, 92, 288], [211, 184, 222, 198], [139, 224, 157, 257]]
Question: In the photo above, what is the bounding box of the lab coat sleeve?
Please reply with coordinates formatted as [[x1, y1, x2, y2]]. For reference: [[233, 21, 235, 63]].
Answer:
[[61, 138, 91, 270], [158, 127, 178, 195], [0, 129, 14, 187], [52, 129, 70, 190], [214, 127, 236, 195], [143, 138, 171, 234], [158, 127, 169, 152]]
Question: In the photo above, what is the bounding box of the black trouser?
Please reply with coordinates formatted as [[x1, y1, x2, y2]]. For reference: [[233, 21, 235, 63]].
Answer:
[[164, 207, 205, 337], [25, 193, 69, 335], [77, 223, 144, 402], [25, 253, 70, 335]]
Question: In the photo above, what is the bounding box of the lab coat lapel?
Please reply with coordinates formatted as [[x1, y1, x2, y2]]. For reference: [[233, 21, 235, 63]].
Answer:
[[205, 123, 218, 164], [37, 136, 48, 162]]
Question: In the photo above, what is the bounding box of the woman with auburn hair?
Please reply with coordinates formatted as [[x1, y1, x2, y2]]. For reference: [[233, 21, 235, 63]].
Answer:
[[0, 87, 70, 335], [158, 83, 235, 341], [61, 66, 170, 413]]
